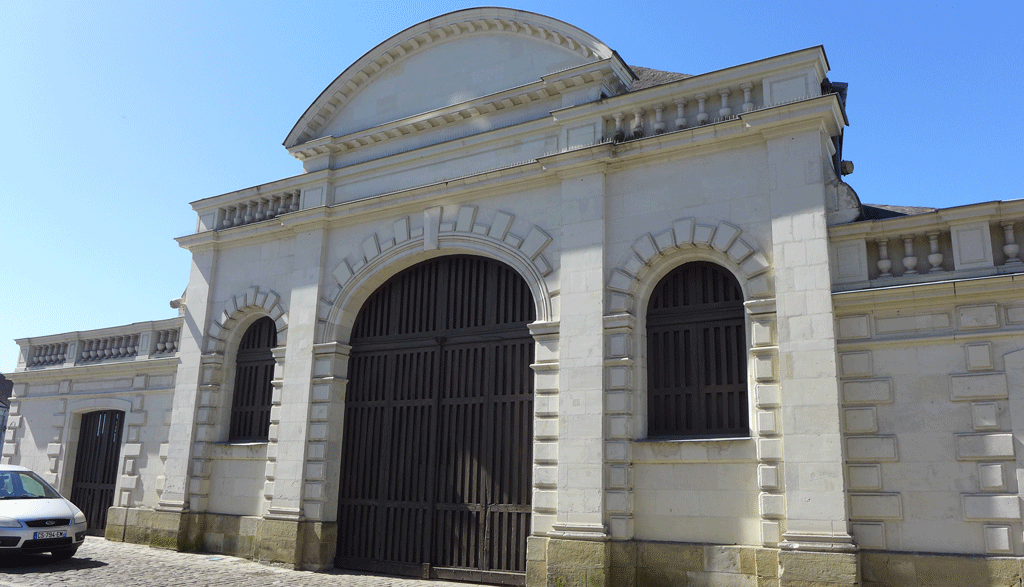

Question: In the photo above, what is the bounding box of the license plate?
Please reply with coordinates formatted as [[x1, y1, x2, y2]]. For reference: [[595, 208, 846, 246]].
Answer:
[[34, 530, 66, 539]]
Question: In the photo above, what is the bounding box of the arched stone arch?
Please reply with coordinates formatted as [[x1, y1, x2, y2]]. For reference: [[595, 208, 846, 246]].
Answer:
[[607, 218, 774, 316], [318, 204, 556, 344], [286, 7, 615, 148], [205, 286, 288, 354], [602, 218, 779, 544]]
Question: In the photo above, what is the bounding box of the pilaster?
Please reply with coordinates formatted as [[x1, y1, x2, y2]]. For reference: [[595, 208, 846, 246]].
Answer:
[[765, 126, 855, 561], [551, 166, 608, 546], [159, 248, 216, 513], [267, 225, 327, 520]]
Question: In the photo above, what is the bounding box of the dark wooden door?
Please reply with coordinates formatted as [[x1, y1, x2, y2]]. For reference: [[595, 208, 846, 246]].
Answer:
[[337, 256, 534, 585], [70, 410, 124, 534], [647, 261, 748, 438]]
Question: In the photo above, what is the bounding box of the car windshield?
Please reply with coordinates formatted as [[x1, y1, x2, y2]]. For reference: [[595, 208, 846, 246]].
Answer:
[[0, 470, 62, 499]]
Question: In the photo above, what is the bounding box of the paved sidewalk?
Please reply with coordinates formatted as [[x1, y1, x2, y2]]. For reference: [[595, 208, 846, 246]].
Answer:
[[0, 537, 491, 587]]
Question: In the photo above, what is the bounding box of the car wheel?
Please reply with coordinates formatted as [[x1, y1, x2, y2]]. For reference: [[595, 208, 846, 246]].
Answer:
[[50, 546, 78, 561]]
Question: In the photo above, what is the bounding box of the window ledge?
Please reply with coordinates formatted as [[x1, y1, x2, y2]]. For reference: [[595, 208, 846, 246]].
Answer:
[[632, 436, 756, 464], [206, 441, 269, 461]]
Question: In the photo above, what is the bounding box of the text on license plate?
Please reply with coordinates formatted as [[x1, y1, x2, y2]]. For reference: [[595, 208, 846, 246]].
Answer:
[[34, 530, 66, 539]]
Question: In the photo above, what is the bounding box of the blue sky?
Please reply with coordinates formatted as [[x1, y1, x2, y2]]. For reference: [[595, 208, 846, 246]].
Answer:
[[1, 1, 1021, 372]]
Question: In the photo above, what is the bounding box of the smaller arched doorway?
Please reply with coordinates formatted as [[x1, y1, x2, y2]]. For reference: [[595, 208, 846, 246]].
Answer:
[[336, 255, 535, 584], [70, 410, 124, 534]]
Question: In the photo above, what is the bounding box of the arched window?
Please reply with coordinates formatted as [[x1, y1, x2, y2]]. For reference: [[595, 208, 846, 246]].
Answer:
[[229, 316, 277, 441], [647, 261, 748, 438]]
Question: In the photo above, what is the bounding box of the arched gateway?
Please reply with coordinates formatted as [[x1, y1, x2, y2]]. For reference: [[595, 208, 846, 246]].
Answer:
[[336, 255, 535, 584]]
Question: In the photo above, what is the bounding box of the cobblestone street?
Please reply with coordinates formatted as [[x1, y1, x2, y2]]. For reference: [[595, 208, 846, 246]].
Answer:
[[0, 538, 490, 587]]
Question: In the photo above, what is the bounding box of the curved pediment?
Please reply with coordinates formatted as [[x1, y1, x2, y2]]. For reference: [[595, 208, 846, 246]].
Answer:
[[284, 8, 616, 149]]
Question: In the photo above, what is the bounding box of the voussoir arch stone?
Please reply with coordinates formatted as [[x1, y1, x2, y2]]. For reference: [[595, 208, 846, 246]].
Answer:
[[205, 286, 288, 354], [607, 218, 774, 314], [319, 204, 556, 344]]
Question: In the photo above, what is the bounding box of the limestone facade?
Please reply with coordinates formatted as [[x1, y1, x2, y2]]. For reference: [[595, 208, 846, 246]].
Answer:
[[5, 8, 1024, 587]]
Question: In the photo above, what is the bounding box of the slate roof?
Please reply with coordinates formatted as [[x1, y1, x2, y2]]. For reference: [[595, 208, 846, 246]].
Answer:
[[861, 204, 937, 220], [628, 66, 692, 91]]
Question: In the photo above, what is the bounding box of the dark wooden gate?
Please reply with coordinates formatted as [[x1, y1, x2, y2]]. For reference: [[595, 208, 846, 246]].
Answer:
[[647, 261, 748, 438], [70, 410, 124, 534], [337, 256, 534, 585]]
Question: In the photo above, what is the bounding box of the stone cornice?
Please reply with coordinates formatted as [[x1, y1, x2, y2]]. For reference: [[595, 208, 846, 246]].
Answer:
[[6, 356, 180, 384], [832, 273, 1024, 310], [829, 199, 1024, 240], [285, 7, 623, 149], [287, 59, 622, 162]]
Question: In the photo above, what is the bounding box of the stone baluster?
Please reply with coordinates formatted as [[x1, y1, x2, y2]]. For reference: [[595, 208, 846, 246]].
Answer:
[[131, 334, 140, 356], [167, 330, 178, 353], [242, 202, 253, 225], [1002, 221, 1021, 264], [278, 194, 290, 216], [221, 209, 233, 229], [653, 104, 665, 134], [156, 330, 167, 353], [876, 238, 892, 278], [926, 231, 944, 272], [120, 335, 130, 357], [741, 82, 754, 112], [81, 340, 91, 362], [901, 235, 918, 275], [255, 199, 266, 222], [233, 206, 244, 227], [718, 88, 731, 118], [631, 108, 644, 139], [289, 192, 299, 212], [695, 93, 709, 125], [674, 97, 687, 129], [102, 338, 113, 359], [612, 113, 625, 141], [266, 197, 278, 219]]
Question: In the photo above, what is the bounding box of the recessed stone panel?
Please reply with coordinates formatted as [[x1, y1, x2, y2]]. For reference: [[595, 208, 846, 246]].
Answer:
[[851, 522, 886, 549], [846, 436, 898, 462], [850, 493, 902, 520], [1008, 307, 1024, 324], [971, 402, 1000, 431], [837, 315, 870, 339], [758, 464, 780, 490], [950, 222, 994, 270], [950, 373, 1008, 401], [756, 384, 780, 408], [956, 433, 1014, 460], [840, 352, 872, 378], [847, 464, 882, 491], [958, 305, 999, 329], [965, 343, 993, 371], [962, 494, 1020, 521], [979, 463, 1007, 492], [842, 379, 892, 405], [984, 525, 1013, 554], [876, 313, 950, 334], [843, 407, 878, 434]]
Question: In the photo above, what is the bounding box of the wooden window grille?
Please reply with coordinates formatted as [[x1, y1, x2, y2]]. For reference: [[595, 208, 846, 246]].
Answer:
[[647, 261, 749, 438], [229, 316, 277, 441]]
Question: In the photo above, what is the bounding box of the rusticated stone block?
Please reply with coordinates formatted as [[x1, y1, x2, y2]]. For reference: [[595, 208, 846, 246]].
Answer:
[[547, 539, 608, 587], [755, 547, 780, 578], [256, 518, 302, 567], [637, 541, 703, 571], [778, 550, 858, 586], [300, 521, 337, 570]]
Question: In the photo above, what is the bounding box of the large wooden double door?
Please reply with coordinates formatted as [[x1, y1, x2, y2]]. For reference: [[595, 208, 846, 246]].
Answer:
[[336, 256, 535, 585]]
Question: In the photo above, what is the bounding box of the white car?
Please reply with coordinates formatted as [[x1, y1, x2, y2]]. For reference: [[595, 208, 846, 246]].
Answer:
[[0, 465, 87, 560]]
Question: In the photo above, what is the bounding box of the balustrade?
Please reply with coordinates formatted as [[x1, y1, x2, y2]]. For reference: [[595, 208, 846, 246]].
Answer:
[[218, 191, 299, 230], [24, 325, 182, 369], [27, 343, 67, 367], [833, 216, 1023, 289]]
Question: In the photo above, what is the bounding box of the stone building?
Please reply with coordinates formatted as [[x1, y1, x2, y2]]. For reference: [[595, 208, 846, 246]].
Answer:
[[5, 8, 1024, 587]]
